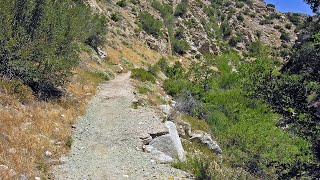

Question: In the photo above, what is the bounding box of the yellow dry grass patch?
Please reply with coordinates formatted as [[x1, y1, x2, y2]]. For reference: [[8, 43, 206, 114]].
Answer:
[[105, 37, 161, 68], [0, 57, 112, 179]]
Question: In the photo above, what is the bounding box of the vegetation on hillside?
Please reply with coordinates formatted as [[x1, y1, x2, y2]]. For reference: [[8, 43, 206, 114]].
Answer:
[[0, 0, 106, 99]]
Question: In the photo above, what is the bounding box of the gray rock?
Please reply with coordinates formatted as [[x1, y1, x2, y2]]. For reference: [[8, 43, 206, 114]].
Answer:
[[159, 105, 171, 115], [165, 121, 186, 161], [143, 145, 155, 153], [150, 134, 176, 158], [149, 122, 186, 161], [19, 175, 28, 180], [151, 150, 174, 164], [141, 136, 152, 145], [190, 132, 222, 154]]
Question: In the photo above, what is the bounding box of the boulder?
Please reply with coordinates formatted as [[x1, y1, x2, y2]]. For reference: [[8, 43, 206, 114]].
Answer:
[[190, 131, 222, 154], [149, 134, 176, 158], [150, 149, 174, 164], [165, 121, 186, 161], [149, 121, 186, 161], [159, 105, 171, 115], [148, 124, 169, 138]]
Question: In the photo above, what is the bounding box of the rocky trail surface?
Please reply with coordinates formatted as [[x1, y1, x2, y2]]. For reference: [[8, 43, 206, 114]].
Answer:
[[52, 72, 191, 180]]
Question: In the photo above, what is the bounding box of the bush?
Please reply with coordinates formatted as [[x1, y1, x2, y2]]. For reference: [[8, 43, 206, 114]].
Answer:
[[228, 35, 243, 47], [130, 68, 155, 83], [221, 21, 232, 38], [138, 11, 163, 38], [173, 39, 190, 54], [267, 4, 275, 8], [235, 2, 245, 8], [237, 15, 244, 21], [0, 0, 107, 99], [174, 0, 189, 17], [285, 23, 292, 29], [116, 0, 127, 7], [259, 19, 273, 25], [280, 31, 290, 42], [274, 25, 281, 29], [111, 12, 122, 22]]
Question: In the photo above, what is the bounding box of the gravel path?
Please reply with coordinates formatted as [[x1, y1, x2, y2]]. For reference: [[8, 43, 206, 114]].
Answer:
[[53, 72, 191, 180]]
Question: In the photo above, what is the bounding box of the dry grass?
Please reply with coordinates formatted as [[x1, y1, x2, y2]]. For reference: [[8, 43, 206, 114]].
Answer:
[[0, 54, 114, 179], [105, 37, 161, 68]]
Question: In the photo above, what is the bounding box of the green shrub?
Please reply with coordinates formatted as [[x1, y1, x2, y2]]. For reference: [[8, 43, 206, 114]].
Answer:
[[280, 31, 290, 42], [174, 0, 189, 17], [116, 0, 127, 7], [287, 13, 302, 26], [111, 12, 122, 22], [0, 0, 107, 99], [221, 21, 232, 38], [156, 57, 170, 72], [172, 39, 190, 54], [163, 79, 190, 97], [138, 11, 163, 38], [237, 15, 244, 21], [173, 158, 210, 180], [285, 23, 292, 29], [235, 2, 245, 8], [274, 25, 281, 29], [228, 35, 243, 47], [259, 19, 273, 25], [267, 4, 275, 8], [131, 68, 155, 83]]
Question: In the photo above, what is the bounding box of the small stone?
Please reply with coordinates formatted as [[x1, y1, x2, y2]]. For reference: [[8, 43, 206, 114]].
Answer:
[[141, 135, 152, 145], [123, 175, 129, 178], [144, 145, 154, 153], [61, 114, 65, 118], [8, 148, 16, 154], [54, 141, 63, 146], [19, 175, 28, 180], [9, 169, 17, 177], [45, 150, 52, 158], [71, 125, 76, 129], [35, 177, 41, 180]]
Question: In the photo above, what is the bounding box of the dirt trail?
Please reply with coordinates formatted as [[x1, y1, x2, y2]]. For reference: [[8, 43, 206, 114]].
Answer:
[[53, 72, 190, 180]]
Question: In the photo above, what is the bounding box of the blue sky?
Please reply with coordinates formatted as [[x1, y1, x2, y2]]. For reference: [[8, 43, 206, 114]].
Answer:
[[264, 0, 314, 15]]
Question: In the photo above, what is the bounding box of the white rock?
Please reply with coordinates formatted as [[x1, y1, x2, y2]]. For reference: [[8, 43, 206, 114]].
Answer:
[[35, 177, 41, 180], [165, 121, 186, 161], [19, 175, 28, 180], [144, 145, 155, 153], [150, 149, 174, 164], [159, 105, 171, 115], [190, 132, 222, 154], [8, 169, 17, 177], [142, 136, 152, 145], [149, 122, 186, 161], [45, 150, 52, 158]]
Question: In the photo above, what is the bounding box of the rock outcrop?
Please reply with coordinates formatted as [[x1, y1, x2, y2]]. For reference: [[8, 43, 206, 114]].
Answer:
[[148, 121, 186, 162]]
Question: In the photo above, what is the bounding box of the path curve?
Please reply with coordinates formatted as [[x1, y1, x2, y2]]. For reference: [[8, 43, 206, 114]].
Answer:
[[53, 72, 190, 180]]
